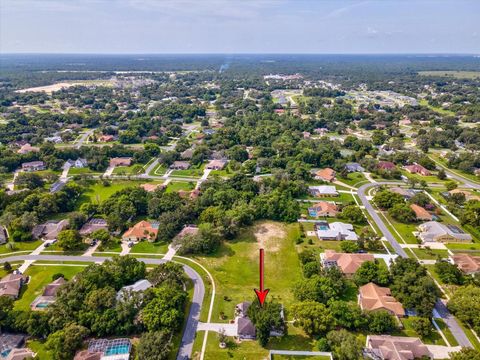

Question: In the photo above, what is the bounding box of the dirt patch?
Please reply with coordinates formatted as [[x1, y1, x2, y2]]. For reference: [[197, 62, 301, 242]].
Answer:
[[253, 222, 286, 253]]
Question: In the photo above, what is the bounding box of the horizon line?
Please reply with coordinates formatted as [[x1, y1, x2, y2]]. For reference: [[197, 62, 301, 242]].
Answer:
[[1, 52, 480, 56]]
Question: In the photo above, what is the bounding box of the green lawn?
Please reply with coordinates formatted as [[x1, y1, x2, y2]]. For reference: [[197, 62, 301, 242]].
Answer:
[[394, 317, 446, 346], [165, 181, 195, 193], [149, 163, 167, 176], [0, 240, 43, 255], [15, 265, 84, 311], [112, 164, 144, 175], [418, 99, 455, 116], [69, 167, 103, 175], [435, 318, 459, 347], [80, 180, 146, 204], [192, 221, 303, 323], [410, 248, 449, 260], [130, 241, 169, 254], [171, 164, 205, 178], [336, 172, 367, 188], [419, 70, 480, 79]]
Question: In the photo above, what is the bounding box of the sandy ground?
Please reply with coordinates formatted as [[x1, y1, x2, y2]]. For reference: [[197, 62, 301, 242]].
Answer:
[[254, 222, 286, 253], [16, 82, 77, 94]]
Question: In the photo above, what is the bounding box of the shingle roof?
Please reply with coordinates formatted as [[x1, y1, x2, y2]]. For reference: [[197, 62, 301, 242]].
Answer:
[[359, 282, 405, 317]]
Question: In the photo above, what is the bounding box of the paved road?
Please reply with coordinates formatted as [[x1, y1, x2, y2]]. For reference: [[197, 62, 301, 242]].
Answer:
[[357, 182, 473, 348], [357, 182, 408, 257], [0, 254, 204, 359], [429, 156, 480, 190], [75, 129, 94, 149]]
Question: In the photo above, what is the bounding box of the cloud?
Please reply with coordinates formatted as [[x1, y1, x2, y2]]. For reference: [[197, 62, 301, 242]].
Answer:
[[323, 0, 372, 19]]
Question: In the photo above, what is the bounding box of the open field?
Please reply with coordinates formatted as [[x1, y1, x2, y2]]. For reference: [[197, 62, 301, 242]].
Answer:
[[79, 180, 149, 204], [0, 240, 43, 255], [166, 180, 195, 193], [418, 99, 455, 116], [15, 80, 114, 94], [419, 71, 480, 79]]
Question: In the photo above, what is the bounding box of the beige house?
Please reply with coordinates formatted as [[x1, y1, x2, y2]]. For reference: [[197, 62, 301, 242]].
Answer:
[[358, 283, 405, 317], [365, 335, 431, 360], [417, 221, 472, 243], [321, 250, 374, 276], [0, 273, 27, 299], [450, 254, 480, 275], [314, 168, 336, 182]]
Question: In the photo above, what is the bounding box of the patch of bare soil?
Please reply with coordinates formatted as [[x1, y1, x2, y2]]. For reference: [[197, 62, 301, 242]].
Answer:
[[253, 222, 286, 253]]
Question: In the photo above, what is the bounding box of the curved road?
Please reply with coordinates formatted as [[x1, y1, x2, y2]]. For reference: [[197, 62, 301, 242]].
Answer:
[[357, 182, 473, 348], [0, 254, 204, 360]]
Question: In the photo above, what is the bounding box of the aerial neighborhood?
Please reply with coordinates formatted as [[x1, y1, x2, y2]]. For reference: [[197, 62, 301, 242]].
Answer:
[[0, 53, 479, 360]]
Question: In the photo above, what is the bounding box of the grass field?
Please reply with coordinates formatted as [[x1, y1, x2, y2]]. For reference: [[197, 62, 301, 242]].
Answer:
[[80, 180, 145, 204], [192, 221, 303, 324], [171, 164, 205, 178], [0, 240, 43, 255], [165, 181, 195, 193], [69, 167, 103, 175], [15, 264, 84, 311], [149, 163, 167, 176], [336, 172, 367, 188], [419, 71, 480, 79], [130, 241, 169, 254], [418, 99, 455, 116], [112, 164, 144, 175]]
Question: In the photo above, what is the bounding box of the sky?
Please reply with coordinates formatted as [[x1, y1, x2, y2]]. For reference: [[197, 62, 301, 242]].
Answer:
[[1, 0, 479, 54]]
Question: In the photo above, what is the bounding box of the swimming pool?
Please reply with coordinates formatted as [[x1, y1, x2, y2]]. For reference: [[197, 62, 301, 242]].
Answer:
[[35, 302, 50, 309], [1, 349, 11, 358], [105, 345, 130, 356]]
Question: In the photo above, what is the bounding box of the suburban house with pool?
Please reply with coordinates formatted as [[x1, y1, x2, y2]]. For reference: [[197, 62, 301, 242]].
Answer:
[[31, 277, 66, 311]]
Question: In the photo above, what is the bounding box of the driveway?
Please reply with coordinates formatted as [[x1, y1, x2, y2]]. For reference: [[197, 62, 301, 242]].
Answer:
[[197, 322, 237, 336]]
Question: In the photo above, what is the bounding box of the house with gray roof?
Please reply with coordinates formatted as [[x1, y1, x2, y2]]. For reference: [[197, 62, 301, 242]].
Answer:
[[417, 221, 472, 243], [345, 163, 365, 173], [315, 221, 358, 241]]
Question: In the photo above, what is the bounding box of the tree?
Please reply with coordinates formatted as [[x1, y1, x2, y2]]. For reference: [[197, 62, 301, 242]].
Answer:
[[67, 212, 87, 230], [326, 329, 363, 360], [247, 300, 285, 347], [57, 229, 83, 250], [3, 262, 12, 272], [445, 181, 458, 191], [353, 261, 390, 286], [291, 301, 334, 336], [411, 317, 432, 338], [293, 271, 346, 304], [448, 285, 480, 333], [449, 348, 480, 360], [0, 296, 14, 331], [388, 203, 416, 223], [339, 205, 366, 224], [460, 200, 480, 228], [45, 323, 89, 360], [434, 261, 464, 285], [147, 262, 186, 288], [437, 169, 446, 180], [328, 300, 365, 330], [136, 331, 172, 360], [366, 310, 398, 333], [340, 241, 359, 253], [15, 172, 44, 190], [373, 190, 404, 209]]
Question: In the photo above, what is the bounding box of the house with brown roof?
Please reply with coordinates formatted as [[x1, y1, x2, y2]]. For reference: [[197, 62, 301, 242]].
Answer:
[[99, 134, 114, 142], [17, 143, 40, 154], [404, 164, 431, 176], [410, 204, 433, 221], [0, 273, 27, 299], [79, 218, 109, 236], [448, 189, 480, 202], [122, 221, 159, 242], [450, 254, 480, 275], [314, 168, 336, 182], [206, 159, 228, 170], [109, 157, 132, 167], [308, 202, 339, 218], [321, 250, 374, 276], [377, 161, 396, 171], [31, 277, 67, 311], [365, 335, 431, 360], [170, 161, 191, 170], [176, 225, 199, 238], [359, 283, 405, 317]]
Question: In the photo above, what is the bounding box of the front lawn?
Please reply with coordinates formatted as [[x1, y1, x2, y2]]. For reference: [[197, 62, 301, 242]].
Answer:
[[0, 240, 43, 255], [130, 241, 169, 254], [165, 181, 195, 193]]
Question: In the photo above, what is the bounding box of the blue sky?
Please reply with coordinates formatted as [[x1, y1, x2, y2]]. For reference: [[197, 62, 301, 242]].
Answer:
[[1, 0, 479, 54]]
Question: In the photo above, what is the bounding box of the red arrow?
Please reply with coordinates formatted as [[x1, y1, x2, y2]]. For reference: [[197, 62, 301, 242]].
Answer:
[[254, 248, 269, 307]]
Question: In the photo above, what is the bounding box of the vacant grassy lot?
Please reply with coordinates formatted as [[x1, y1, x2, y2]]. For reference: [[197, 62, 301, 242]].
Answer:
[[130, 241, 169, 254], [15, 264, 85, 311], [0, 240, 43, 255], [192, 221, 303, 324], [112, 164, 144, 175], [165, 181, 195, 193], [80, 180, 146, 204], [171, 163, 205, 178]]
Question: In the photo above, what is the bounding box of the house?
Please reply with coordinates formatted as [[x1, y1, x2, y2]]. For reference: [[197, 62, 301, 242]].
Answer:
[[206, 159, 228, 170], [365, 335, 431, 360], [122, 221, 159, 242], [410, 204, 433, 221], [21, 161, 46, 172], [321, 250, 374, 276], [32, 219, 69, 241], [450, 254, 480, 275], [74, 351, 102, 360], [235, 301, 251, 317], [0, 225, 8, 245], [176, 225, 199, 238], [109, 157, 132, 167], [448, 189, 480, 202], [345, 162, 365, 173], [314, 168, 336, 182], [31, 277, 66, 310], [140, 183, 165, 192], [181, 148, 194, 160], [45, 135, 63, 143], [79, 218, 109, 236], [417, 221, 472, 243], [170, 161, 190, 170], [0, 334, 27, 358], [4, 348, 36, 360], [308, 185, 338, 198], [17, 143, 40, 154], [404, 164, 431, 176], [308, 202, 339, 218], [116, 279, 152, 301], [237, 317, 256, 340], [390, 187, 416, 200], [302, 131, 311, 139], [0, 273, 27, 299], [377, 161, 396, 171], [66, 158, 88, 168], [99, 134, 114, 142], [315, 221, 358, 241], [358, 283, 405, 317]]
